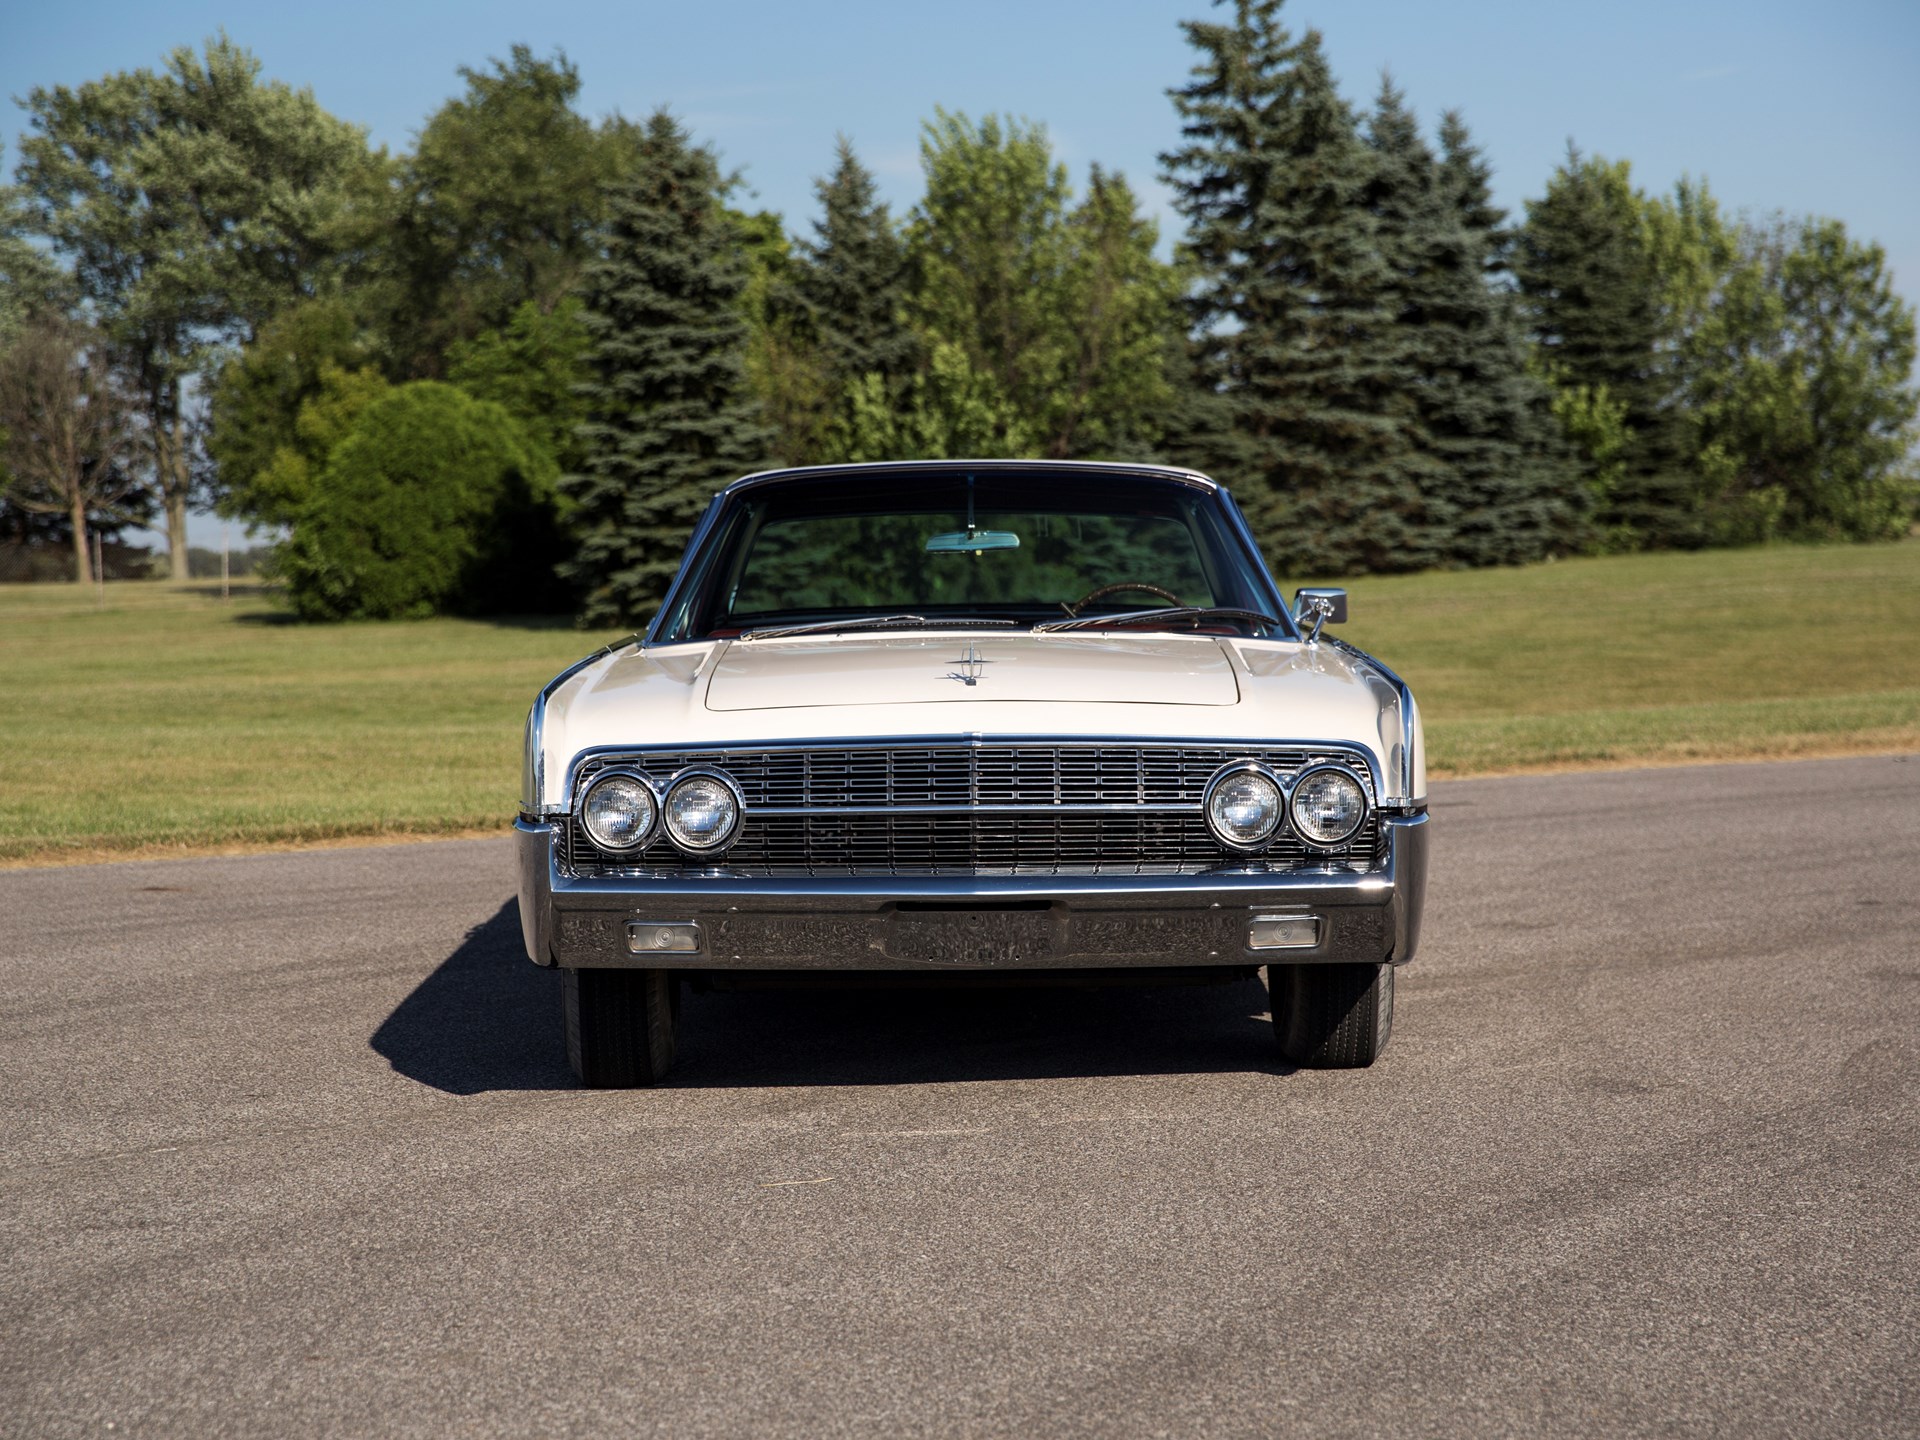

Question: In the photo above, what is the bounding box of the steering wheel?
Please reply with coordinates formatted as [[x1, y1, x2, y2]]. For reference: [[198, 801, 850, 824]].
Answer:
[[1063, 581, 1181, 618]]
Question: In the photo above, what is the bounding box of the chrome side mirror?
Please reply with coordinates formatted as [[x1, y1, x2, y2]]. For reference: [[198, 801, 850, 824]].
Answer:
[[1293, 587, 1348, 642]]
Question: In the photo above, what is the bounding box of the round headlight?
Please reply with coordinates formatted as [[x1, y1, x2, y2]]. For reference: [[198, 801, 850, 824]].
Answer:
[[664, 770, 743, 853], [580, 772, 657, 852], [1290, 765, 1368, 846], [1204, 764, 1283, 850]]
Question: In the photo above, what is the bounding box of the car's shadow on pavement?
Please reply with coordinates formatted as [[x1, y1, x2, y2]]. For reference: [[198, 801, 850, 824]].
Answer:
[[372, 901, 1288, 1095], [369, 902, 571, 1094]]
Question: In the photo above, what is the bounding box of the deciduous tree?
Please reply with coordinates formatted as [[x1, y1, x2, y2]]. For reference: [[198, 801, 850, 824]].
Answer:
[[381, 47, 644, 376], [908, 111, 1175, 462], [279, 381, 553, 620], [0, 316, 142, 583], [1516, 147, 1693, 548], [206, 297, 382, 529], [446, 297, 594, 478], [12, 37, 378, 577], [1687, 216, 1917, 540]]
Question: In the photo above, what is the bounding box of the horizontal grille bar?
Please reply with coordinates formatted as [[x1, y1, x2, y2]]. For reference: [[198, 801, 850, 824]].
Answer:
[[562, 741, 1379, 878]]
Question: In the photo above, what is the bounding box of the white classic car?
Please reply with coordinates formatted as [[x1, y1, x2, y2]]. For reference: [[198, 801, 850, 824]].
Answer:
[[516, 461, 1428, 1086]]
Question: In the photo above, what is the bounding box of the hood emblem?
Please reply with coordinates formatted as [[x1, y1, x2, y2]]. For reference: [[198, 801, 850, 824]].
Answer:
[[945, 643, 991, 686]]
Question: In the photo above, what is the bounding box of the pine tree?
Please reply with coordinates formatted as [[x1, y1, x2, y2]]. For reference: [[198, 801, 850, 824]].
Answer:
[[1162, 1, 1416, 575], [1436, 109, 1510, 276], [563, 111, 772, 624], [1516, 147, 1695, 548], [1365, 86, 1581, 566], [1356, 77, 1451, 570], [757, 138, 915, 467], [791, 138, 915, 388]]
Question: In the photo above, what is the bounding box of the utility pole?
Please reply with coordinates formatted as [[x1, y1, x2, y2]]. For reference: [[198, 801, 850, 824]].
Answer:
[[222, 523, 231, 603]]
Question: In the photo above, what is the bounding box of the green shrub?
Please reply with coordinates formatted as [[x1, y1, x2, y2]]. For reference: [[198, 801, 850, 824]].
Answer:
[[279, 381, 562, 620]]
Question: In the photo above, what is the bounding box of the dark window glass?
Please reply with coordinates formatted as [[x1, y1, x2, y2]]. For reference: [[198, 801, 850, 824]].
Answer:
[[659, 470, 1279, 640]]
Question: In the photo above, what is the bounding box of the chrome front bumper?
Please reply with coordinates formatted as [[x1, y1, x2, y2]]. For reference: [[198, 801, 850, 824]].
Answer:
[[514, 812, 1427, 971]]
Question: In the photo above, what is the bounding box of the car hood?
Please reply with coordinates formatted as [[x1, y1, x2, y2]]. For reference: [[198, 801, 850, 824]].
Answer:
[[704, 633, 1240, 711], [533, 631, 1426, 807]]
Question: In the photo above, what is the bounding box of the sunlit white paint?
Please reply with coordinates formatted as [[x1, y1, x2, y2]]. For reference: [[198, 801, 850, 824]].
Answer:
[[534, 629, 1427, 809]]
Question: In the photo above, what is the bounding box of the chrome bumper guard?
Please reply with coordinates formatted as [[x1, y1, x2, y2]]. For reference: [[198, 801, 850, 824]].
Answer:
[[514, 812, 1428, 972]]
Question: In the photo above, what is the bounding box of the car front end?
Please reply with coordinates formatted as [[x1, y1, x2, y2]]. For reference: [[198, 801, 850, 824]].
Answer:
[[514, 462, 1428, 1082]]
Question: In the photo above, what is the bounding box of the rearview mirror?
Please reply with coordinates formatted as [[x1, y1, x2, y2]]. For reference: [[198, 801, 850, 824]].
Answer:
[[926, 528, 1021, 554], [1293, 587, 1348, 640]]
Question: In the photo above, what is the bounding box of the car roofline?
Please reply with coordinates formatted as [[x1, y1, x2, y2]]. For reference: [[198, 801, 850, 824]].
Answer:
[[716, 459, 1221, 499]]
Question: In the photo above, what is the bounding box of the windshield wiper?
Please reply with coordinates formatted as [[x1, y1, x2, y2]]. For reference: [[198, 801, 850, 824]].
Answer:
[[739, 615, 1021, 641], [1032, 606, 1287, 635]]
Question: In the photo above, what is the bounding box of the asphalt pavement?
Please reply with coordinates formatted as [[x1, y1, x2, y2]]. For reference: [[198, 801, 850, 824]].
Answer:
[[1, 755, 1916, 1438]]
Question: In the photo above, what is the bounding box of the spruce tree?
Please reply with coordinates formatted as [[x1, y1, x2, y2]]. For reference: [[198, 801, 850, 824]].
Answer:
[[791, 138, 915, 388], [1516, 148, 1694, 548], [1162, 1, 1416, 575], [1437, 109, 1511, 276], [1357, 77, 1451, 570], [1365, 86, 1582, 566], [563, 111, 771, 624]]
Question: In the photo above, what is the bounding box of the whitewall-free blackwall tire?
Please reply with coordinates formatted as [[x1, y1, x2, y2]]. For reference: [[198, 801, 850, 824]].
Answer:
[[1269, 961, 1394, 1068], [563, 967, 678, 1087]]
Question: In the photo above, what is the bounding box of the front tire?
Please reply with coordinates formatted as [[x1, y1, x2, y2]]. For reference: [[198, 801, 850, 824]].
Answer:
[[563, 967, 678, 1087], [1269, 962, 1394, 1068]]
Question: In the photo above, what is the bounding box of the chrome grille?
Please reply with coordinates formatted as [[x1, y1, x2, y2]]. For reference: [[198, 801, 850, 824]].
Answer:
[[561, 741, 1380, 878]]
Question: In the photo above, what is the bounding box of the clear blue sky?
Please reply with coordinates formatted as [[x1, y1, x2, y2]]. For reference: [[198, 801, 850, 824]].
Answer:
[[5, 0, 1917, 545]]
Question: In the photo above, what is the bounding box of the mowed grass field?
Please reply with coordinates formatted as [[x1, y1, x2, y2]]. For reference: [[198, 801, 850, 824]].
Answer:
[[2, 540, 1917, 865]]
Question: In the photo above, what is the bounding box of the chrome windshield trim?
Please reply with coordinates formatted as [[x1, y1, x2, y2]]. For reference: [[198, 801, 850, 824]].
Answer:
[[1216, 488, 1302, 641], [645, 494, 728, 646], [559, 735, 1383, 813], [740, 615, 1023, 642], [1030, 605, 1287, 637]]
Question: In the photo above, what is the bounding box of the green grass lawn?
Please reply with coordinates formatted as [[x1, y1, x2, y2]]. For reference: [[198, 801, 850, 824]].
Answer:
[[1323, 541, 1920, 775], [0, 586, 626, 864], [2, 541, 1916, 864]]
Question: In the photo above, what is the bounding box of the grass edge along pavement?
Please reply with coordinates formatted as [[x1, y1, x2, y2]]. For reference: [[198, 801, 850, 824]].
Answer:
[[2, 540, 1916, 868]]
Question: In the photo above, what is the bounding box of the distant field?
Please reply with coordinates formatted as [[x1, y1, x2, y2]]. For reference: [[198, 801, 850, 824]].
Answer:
[[1325, 541, 1920, 776], [0, 587, 625, 865], [2, 541, 1916, 864]]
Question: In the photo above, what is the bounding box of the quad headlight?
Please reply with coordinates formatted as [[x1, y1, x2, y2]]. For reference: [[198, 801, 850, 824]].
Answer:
[[579, 771, 658, 852], [1203, 763, 1285, 851], [1290, 764, 1368, 847], [663, 769, 744, 854]]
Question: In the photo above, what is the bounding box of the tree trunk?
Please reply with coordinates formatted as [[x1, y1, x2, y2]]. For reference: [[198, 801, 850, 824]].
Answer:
[[166, 484, 190, 583], [69, 486, 92, 586], [150, 377, 192, 583]]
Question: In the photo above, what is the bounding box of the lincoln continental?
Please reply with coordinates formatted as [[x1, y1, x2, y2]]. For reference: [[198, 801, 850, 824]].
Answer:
[[515, 461, 1428, 1085]]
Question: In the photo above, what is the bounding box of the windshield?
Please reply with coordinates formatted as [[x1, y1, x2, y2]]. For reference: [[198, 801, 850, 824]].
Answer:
[[655, 469, 1288, 642]]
